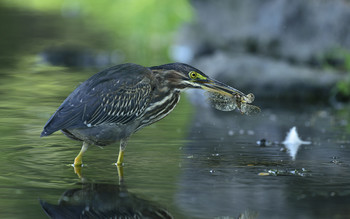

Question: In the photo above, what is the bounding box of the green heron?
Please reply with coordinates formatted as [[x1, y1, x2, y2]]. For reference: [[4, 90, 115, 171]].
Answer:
[[41, 63, 250, 167]]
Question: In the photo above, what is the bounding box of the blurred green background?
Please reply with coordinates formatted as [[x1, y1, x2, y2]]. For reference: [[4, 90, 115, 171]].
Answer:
[[1, 0, 192, 65]]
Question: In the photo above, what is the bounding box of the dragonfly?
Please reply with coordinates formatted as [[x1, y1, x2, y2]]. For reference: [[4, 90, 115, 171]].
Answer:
[[207, 91, 261, 115]]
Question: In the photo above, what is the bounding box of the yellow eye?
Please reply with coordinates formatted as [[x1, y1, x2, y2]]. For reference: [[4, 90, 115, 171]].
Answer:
[[189, 71, 197, 79]]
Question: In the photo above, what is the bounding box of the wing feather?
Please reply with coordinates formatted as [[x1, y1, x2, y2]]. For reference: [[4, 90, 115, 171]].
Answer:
[[86, 83, 152, 126], [41, 63, 154, 136]]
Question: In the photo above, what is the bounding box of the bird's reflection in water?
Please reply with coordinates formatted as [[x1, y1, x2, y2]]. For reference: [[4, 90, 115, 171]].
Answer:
[[40, 182, 173, 219]]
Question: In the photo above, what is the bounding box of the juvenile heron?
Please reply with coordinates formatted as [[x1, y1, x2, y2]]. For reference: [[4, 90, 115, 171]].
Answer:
[[41, 63, 247, 166]]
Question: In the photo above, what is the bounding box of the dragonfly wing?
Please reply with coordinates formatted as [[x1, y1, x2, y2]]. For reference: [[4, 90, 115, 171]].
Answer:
[[206, 92, 237, 111], [241, 104, 261, 115]]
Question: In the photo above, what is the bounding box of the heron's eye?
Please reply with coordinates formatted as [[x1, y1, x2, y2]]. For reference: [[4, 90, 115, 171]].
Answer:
[[189, 71, 198, 79]]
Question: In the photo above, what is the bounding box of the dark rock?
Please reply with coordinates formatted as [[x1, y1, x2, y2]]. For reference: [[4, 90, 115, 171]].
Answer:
[[174, 0, 350, 101], [192, 52, 343, 101], [184, 0, 350, 61], [41, 45, 125, 68]]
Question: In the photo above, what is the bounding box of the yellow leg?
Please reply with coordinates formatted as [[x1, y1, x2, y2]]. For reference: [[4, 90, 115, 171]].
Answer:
[[116, 138, 128, 166], [74, 142, 89, 166], [116, 150, 124, 166]]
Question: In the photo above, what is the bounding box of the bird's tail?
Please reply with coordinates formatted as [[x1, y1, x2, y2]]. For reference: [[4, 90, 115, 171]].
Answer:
[[40, 112, 58, 137]]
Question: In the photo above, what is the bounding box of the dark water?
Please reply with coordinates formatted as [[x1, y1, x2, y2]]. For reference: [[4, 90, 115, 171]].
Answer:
[[1, 3, 350, 219], [178, 100, 350, 219]]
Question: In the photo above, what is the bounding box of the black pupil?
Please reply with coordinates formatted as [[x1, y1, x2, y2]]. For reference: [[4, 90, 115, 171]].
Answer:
[[192, 73, 196, 77]]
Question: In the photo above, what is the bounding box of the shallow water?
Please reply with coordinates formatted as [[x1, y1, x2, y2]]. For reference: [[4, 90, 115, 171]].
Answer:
[[1, 3, 350, 219], [177, 101, 350, 218], [1, 78, 350, 219]]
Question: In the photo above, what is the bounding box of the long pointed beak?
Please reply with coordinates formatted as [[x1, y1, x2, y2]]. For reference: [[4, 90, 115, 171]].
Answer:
[[199, 79, 246, 97]]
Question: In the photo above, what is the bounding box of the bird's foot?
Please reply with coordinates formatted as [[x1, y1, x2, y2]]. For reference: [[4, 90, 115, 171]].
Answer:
[[116, 150, 124, 167], [74, 156, 83, 167], [73, 165, 83, 178], [115, 161, 124, 167], [73, 156, 84, 178]]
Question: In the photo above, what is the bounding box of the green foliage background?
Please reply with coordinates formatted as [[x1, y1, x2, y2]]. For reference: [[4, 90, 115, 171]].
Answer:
[[2, 0, 192, 65]]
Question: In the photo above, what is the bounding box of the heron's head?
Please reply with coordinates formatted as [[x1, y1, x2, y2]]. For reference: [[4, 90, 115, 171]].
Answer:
[[150, 62, 245, 96]]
